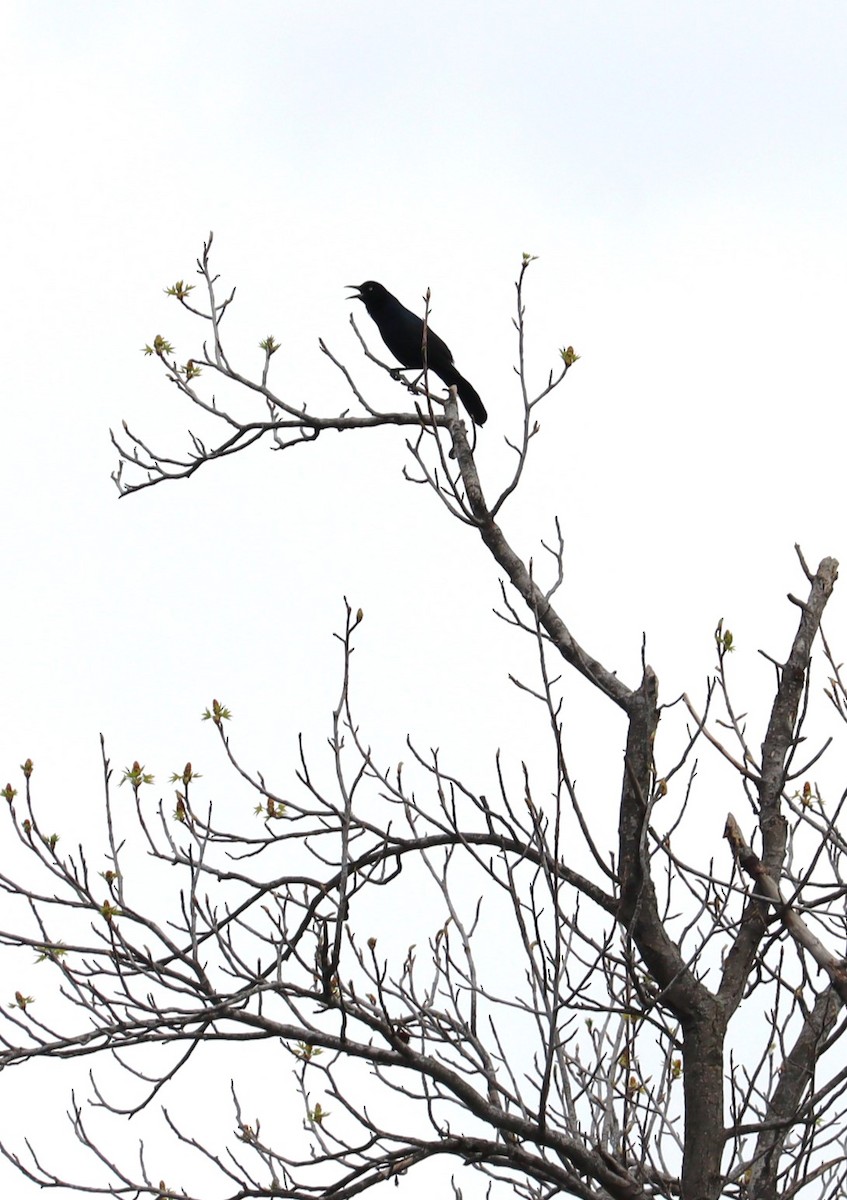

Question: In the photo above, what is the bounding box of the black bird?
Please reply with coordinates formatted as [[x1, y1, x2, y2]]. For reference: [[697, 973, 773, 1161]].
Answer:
[[348, 281, 487, 425]]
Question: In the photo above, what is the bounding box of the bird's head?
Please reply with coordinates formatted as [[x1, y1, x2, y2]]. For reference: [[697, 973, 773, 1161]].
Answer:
[[346, 281, 388, 310]]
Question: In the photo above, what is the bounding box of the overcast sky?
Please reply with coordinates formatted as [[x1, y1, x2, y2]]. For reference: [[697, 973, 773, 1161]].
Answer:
[[2, 2, 847, 1194]]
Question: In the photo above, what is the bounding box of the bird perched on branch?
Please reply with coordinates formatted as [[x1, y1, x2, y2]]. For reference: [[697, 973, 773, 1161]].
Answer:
[[348, 281, 487, 426]]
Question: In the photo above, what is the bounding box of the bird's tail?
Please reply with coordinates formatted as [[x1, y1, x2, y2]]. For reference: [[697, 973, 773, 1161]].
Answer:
[[436, 365, 488, 426]]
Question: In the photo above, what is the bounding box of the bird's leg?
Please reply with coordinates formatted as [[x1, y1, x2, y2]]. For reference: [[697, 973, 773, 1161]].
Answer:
[[407, 370, 441, 397], [394, 368, 429, 397], [390, 367, 421, 391]]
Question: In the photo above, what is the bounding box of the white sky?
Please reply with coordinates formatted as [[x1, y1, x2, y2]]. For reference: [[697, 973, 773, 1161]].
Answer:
[[2, 2, 847, 1194]]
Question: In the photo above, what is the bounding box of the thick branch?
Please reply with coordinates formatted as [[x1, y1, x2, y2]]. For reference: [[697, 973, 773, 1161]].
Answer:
[[617, 668, 727, 1200], [447, 397, 633, 710], [718, 555, 839, 1016]]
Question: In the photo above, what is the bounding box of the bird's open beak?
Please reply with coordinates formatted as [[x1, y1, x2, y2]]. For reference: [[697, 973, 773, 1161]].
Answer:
[[346, 284, 363, 301]]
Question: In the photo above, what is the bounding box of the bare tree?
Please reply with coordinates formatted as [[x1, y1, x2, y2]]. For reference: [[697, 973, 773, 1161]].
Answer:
[[2, 236, 846, 1200]]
